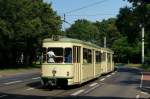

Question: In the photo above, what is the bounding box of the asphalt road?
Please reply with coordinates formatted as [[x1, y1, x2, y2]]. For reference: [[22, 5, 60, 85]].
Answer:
[[0, 67, 149, 99]]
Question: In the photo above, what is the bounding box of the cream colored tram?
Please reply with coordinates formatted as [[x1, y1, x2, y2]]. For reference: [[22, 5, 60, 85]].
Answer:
[[41, 37, 114, 87]]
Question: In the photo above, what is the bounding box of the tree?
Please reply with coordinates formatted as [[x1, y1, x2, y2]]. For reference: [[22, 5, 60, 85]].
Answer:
[[111, 36, 140, 63], [94, 18, 121, 47], [0, 0, 62, 67], [115, 0, 150, 63], [116, 7, 141, 44], [66, 19, 99, 44]]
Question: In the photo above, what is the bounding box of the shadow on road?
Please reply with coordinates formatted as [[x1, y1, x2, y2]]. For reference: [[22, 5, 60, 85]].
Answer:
[[117, 67, 141, 75], [120, 78, 141, 85], [117, 67, 141, 85], [26, 77, 100, 91], [0, 93, 148, 99], [26, 80, 82, 91]]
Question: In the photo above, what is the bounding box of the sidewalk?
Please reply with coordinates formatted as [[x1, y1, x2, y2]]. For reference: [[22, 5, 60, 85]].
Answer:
[[141, 72, 150, 93]]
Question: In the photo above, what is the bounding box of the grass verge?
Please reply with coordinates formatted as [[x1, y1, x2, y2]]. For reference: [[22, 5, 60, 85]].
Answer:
[[141, 64, 150, 72]]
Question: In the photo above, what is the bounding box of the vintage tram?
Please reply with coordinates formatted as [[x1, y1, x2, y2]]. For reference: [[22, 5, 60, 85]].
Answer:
[[41, 36, 114, 87]]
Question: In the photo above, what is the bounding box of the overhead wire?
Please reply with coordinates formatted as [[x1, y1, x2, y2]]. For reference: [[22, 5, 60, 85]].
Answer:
[[65, 0, 110, 14], [65, 13, 118, 17], [62, 0, 112, 28]]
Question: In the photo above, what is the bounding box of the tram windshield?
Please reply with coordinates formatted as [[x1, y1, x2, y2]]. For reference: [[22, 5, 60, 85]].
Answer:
[[42, 47, 72, 63]]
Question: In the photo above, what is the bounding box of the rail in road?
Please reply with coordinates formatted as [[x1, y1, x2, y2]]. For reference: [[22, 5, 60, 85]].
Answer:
[[0, 67, 149, 99]]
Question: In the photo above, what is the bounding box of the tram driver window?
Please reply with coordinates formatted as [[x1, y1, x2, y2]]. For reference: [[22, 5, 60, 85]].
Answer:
[[47, 47, 63, 63]]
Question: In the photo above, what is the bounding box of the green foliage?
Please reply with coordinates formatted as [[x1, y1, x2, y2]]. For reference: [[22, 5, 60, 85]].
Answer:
[[66, 19, 99, 44], [94, 18, 121, 47], [116, 7, 141, 43], [112, 37, 140, 63], [141, 64, 150, 71], [0, 0, 62, 66], [115, 0, 150, 64], [66, 18, 120, 47]]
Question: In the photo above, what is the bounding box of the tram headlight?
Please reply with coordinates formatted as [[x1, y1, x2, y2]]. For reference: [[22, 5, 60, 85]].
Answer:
[[52, 70, 56, 76]]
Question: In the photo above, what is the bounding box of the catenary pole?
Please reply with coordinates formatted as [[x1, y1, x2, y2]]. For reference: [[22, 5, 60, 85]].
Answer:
[[142, 26, 145, 64]]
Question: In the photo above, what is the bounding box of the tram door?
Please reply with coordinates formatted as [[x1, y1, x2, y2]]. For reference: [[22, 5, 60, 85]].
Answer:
[[73, 46, 81, 83]]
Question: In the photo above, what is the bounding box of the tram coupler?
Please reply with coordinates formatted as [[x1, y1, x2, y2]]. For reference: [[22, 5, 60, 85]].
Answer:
[[41, 77, 57, 88], [48, 78, 57, 87]]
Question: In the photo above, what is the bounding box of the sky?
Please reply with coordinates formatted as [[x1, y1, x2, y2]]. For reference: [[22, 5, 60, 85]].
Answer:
[[44, 0, 131, 29]]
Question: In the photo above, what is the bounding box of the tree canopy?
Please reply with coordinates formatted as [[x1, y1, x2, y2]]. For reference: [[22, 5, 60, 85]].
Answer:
[[66, 19, 99, 44], [0, 0, 62, 67], [116, 0, 150, 63]]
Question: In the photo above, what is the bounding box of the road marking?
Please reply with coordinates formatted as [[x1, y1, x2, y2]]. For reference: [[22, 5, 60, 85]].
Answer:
[[106, 75, 111, 77], [25, 88, 35, 91], [112, 72, 115, 75], [32, 77, 40, 80], [140, 72, 143, 89], [70, 89, 85, 96], [0, 95, 7, 98], [84, 84, 100, 94], [136, 95, 140, 99], [89, 83, 98, 87], [100, 78, 105, 81], [141, 91, 149, 95], [4, 80, 22, 85]]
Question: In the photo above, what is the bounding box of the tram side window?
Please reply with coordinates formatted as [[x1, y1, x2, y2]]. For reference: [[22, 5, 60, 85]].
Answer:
[[112, 54, 114, 62], [107, 53, 111, 63], [83, 48, 92, 64], [47, 47, 63, 63], [101, 52, 106, 62], [65, 48, 72, 63], [96, 51, 101, 63], [42, 48, 47, 63]]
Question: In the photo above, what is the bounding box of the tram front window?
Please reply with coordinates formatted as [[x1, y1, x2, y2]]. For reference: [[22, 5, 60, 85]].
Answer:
[[45, 47, 72, 63], [47, 48, 63, 63]]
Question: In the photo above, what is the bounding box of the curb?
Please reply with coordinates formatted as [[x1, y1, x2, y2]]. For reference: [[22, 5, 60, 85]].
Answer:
[[140, 72, 150, 94], [141, 87, 150, 94]]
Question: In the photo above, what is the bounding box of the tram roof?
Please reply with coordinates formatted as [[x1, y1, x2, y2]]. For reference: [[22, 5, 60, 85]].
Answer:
[[43, 37, 113, 52]]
